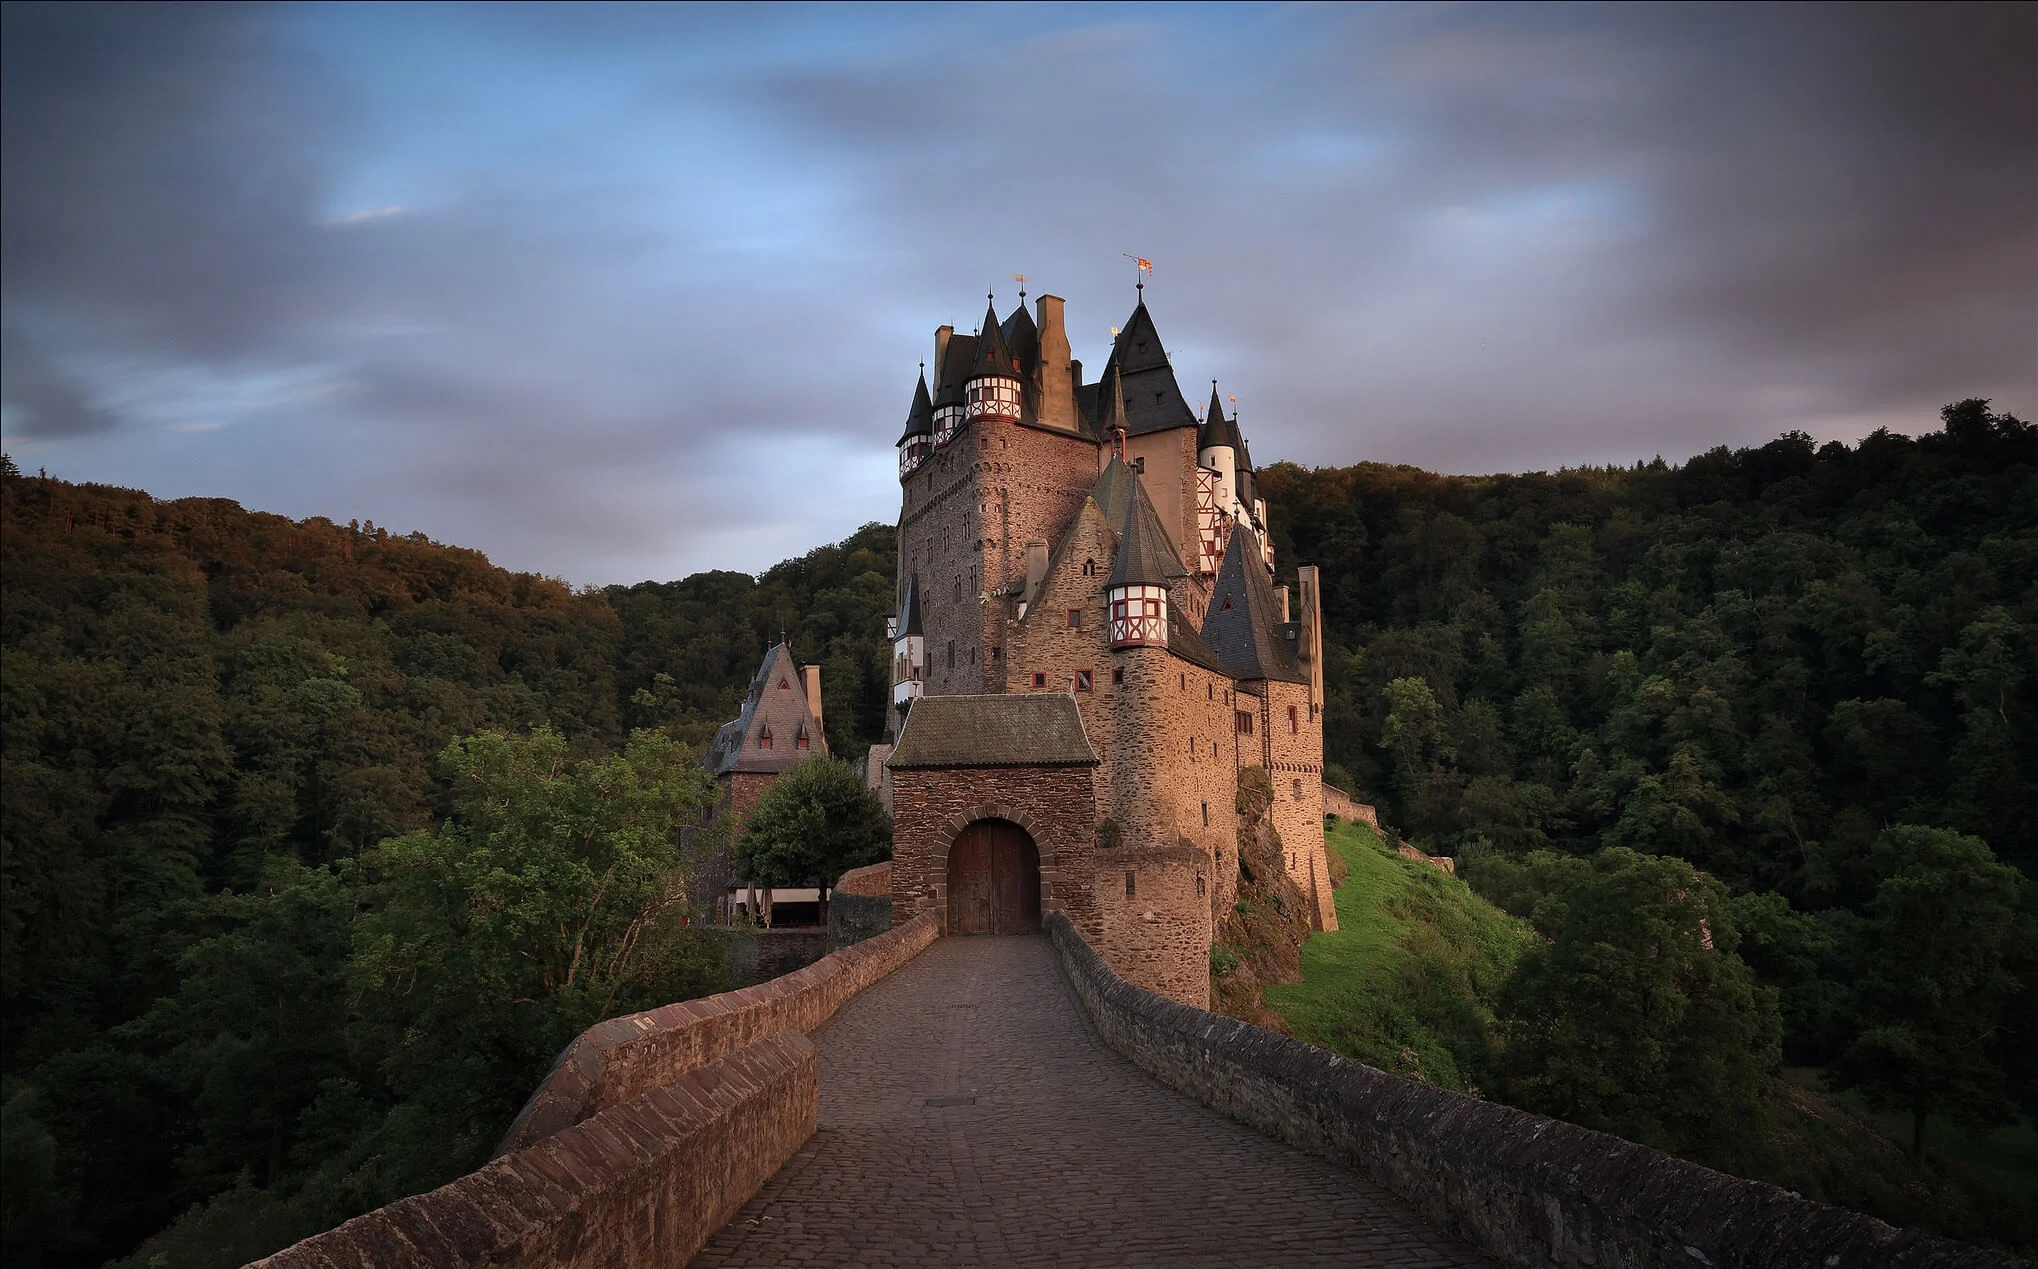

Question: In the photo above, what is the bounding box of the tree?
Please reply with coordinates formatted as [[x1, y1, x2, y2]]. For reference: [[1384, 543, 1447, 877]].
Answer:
[[1832, 825, 2024, 1159], [734, 757, 890, 926], [348, 726, 723, 1175], [1496, 847, 1781, 1168]]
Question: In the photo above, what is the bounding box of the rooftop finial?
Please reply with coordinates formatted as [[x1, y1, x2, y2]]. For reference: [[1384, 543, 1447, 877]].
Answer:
[[1012, 272, 1026, 302]]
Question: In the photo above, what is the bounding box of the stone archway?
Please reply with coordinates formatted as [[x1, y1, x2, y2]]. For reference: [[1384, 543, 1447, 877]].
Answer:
[[946, 818, 1042, 935]]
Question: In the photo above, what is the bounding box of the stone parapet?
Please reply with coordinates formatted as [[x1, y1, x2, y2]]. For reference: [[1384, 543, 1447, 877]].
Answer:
[[1044, 911, 2015, 1269], [248, 1029, 816, 1269], [497, 911, 940, 1154]]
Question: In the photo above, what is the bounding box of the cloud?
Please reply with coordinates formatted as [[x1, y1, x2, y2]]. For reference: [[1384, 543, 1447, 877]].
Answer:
[[1, 3, 2031, 583]]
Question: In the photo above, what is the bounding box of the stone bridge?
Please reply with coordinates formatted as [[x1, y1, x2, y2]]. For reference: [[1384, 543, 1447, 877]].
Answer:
[[255, 917, 2016, 1269]]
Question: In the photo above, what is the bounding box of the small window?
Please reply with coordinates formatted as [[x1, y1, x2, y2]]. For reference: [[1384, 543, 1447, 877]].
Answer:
[[758, 726, 773, 749], [1196, 873, 1206, 898], [1083, 558, 1097, 576], [1075, 669, 1093, 692], [1032, 672, 1047, 688], [777, 677, 790, 689], [992, 646, 1002, 660], [1125, 871, 1136, 897], [1068, 608, 1082, 629], [1220, 595, 1234, 611], [1293, 779, 1304, 802], [1207, 682, 1213, 700], [1201, 801, 1210, 827], [1288, 705, 1299, 735], [969, 646, 976, 665], [1237, 711, 1254, 735], [947, 640, 955, 669], [796, 731, 810, 751], [1112, 667, 1123, 684], [1179, 672, 1186, 690], [1213, 741, 1219, 758]]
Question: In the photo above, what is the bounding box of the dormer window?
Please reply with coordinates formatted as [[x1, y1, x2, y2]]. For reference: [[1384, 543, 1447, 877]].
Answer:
[[796, 727, 810, 751], [758, 725, 773, 750]]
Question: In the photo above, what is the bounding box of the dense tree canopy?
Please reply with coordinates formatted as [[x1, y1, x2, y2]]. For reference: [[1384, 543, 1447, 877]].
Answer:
[[734, 756, 891, 918]]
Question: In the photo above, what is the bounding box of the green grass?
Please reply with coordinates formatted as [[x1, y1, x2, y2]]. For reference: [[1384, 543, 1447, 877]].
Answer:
[[1264, 820, 1535, 1094]]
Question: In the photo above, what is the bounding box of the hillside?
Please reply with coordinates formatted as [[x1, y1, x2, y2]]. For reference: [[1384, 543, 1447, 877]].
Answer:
[[1265, 819, 1531, 1094], [0, 463, 895, 1268]]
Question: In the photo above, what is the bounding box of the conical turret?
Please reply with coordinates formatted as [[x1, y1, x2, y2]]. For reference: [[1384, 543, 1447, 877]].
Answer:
[[1107, 487, 1172, 649], [966, 297, 1022, 424], [898, 370, 934, 477]]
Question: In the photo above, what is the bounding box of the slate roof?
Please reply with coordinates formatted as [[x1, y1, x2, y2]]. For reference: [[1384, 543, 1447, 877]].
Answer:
[[1201, 524, 1305, 684], [932, 335, 977, 409], [887, 694, 1099, 769], [1096, 300, 1197, 437], [706, 643, 827, 775], [898, 371, 933, 444], [898, 573, 923, 637], [1001, 302, 1038, 378], [1107, 475, 1189, 587], [969, 300, 1019, 381], [1198, 382, 1242, 454], [1090, 454, 1135, 528], [1168, 607, 1234, 677]]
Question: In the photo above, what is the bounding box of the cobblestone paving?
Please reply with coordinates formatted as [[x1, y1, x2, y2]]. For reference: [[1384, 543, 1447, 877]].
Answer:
[[693, 936, 1495, 1267]]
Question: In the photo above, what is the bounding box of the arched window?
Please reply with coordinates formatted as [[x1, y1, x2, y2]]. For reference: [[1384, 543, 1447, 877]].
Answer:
[[1082, 558, 1097, 576]]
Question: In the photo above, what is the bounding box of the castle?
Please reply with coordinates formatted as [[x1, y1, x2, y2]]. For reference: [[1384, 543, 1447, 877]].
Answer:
[[874, 287, 1336, 1007]]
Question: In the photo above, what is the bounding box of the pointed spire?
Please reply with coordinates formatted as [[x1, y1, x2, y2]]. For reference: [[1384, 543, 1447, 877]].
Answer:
[[970, 297, 1017, 381], [1101, 361, 1129, 440], [898, 573, 924, 637], [1107, 486, 1171, 589], [898, 367, 934, 443]]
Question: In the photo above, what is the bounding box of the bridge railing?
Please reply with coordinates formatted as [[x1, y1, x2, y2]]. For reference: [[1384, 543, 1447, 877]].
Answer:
[[1045, 910, 2015, 1269], [250, 911, 940, 1269]]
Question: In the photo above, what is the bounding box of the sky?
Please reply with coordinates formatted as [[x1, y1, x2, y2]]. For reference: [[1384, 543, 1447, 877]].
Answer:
[[3, 3, 2033, 585]]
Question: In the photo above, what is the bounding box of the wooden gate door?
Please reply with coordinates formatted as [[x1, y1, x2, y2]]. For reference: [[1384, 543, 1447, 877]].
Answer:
[[946, 820, 1041, 934]]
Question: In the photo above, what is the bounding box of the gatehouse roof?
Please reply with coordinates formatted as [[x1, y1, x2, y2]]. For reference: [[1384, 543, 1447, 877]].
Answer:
[[887, 694, 1099, 769]]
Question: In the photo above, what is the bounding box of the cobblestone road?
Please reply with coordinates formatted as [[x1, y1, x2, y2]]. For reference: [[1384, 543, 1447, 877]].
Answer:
[[693, 936, 1494, 1267]]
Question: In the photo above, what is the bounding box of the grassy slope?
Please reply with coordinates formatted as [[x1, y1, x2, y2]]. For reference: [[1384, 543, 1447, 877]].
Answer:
[[1266, 821, 2036, 1250], [1264, 820, 1533, 1094]]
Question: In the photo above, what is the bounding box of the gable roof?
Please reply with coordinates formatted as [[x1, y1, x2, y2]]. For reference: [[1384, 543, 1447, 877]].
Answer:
[[706, 642, 827, 774], [1201, 524, 1305, 683], [888, 694, 1099, 769], [898, 572, 924, 637], [1001, 302, 1038, 378]]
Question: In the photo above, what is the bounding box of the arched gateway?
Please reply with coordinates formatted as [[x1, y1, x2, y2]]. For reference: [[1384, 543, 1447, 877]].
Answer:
[[946, 819, 1041, 935]]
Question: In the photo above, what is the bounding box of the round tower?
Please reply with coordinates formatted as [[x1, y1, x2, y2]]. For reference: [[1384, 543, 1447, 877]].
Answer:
[[964, 297, 1023, 427]]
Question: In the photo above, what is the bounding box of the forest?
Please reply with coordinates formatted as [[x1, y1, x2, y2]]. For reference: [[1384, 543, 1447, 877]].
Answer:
[[2, 398, 2033, 1263]]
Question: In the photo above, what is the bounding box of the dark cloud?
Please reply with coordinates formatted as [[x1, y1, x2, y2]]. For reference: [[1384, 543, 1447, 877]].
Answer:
[[1, 4, 2031, 582]]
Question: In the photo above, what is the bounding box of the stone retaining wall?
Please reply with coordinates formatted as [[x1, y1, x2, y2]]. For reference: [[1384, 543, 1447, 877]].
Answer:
[[829, 891, 893, 951], [248, 1029, 816, 1269], [499, 910, 940, 1153], [1045, 911, 2017, 1269], [728, 927, 832, 986]]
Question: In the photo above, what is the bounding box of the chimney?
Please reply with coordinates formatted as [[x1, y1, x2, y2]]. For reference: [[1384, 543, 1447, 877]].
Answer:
[[1033, 296, 1072, 431], [1297, 566, 1324, 713], [1275, 585, 1290, 622], [934, 325, 953, 382], [1024, 540, 1049, 609], [803, 664, 823, 734]]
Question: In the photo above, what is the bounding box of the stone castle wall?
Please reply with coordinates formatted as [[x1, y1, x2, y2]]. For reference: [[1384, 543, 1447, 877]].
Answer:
[[888, 764, 1100, 940], [1094, 841, 1214, 1008], [897, 413, 1098, 706], [1001, 500, 1122, 809], [1260, 678, 1334, 930]]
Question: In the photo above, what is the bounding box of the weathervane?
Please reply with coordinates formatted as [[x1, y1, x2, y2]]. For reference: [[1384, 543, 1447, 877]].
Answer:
[[1122, 253, 1153, 295], [1012, 273, 1027, 302]]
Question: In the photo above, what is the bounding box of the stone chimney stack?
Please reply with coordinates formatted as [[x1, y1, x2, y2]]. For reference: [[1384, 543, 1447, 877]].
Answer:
[[933, 325, 953, 381], [1033, 295, 1072, 431], [1024, 540, 1050, 609], [803, 664, 823, 733], [1297, 566, 1324, 713], [1276, 585, 1290, 622]]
